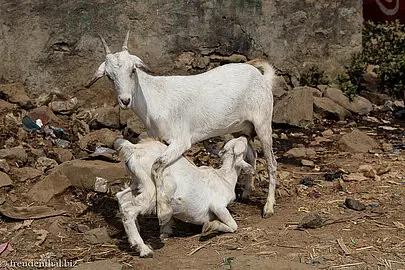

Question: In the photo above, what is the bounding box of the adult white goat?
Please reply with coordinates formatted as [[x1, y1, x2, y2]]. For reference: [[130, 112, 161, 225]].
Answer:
[[87, 31, 277, 224], [114, 137, 254, 257]]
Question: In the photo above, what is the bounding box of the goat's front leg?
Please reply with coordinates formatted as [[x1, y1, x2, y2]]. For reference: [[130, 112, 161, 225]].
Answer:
[[117, 188, 153, 258], [159, 217, 174, 240], [152, 140, 191, 226], [203, 206, 238, 234]]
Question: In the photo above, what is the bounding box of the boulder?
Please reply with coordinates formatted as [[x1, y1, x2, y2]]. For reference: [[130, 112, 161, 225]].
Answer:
[[57, 160, 127, 190], [313, 97, 350, 120], [293, 86, 322, 97], [93, 106, 120, 129], [10, 167, 42, 182], [0, 147, 28, 165], [78, 129, 119, 151], [338, 129, 379, 153], [0, 171, 13, 188], [273, 87, 314, 127], [0, 83, 33, 109], [324, 88, 372, 115]]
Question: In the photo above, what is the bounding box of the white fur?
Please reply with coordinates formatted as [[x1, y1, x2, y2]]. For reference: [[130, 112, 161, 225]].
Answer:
[[88, 34, 278, 222], [114, 137, 253, 257]]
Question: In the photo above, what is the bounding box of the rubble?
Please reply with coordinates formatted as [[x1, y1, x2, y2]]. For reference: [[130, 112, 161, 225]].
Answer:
[[84, 227, 112, 244], [10, 167, 42, 182], [0, 159, 10, 173], [324, 88, 373, 115], [78, 129, 119, 150], [313, 97, 350, 120], [93, 106, 120, 129], [0, 171, 13, 188], [0, 83, 33, 109], [284, 147, 316, 159], [0, 147, 28, 165]]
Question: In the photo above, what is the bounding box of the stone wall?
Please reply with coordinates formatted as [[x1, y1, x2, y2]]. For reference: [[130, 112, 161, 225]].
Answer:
[[0, 0, 362, 96]]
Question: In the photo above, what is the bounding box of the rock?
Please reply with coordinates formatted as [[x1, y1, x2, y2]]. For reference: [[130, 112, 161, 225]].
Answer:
[[299, 177, 314, 186], [175, 52, 195, 69], [272, 76, 290, 99], [49, 97, 79, 115], [84, 227, 112, 244], [77, 224, 90, 233], [0, 83, 33, 109], [119, 109, 145, 135], [284, 147, 316, 158], [273, 87, 314, 127], [321, 129, 334, 136], [338, 129, 378, 153], [358, 164, 377, 178], [27, 169, 71, 203], [344, 172, 368, 182], [297, 212, 324, 229], [301, 159, 314, 167], [280, 133, 288, 140], [79, 129, 119, 151], [93, 106, 120, 129], [293, 86, 322, 97], [324, 88, 372, 115], [344, 198, 366, 211], [0, 205, 65, 220], [0, 159, 10, 173], [57, 159, 127, 190], [317, 85, 328, 92], [393, 100, 405, 108], [0, 171, 13, 187], [10, 167, 42, 182], [0, 147, 28, 165], [37, 157, 58, 170], [313, 97, 350, 120], [50, 148, 73, 163], [73, 260, 123, 270], [29, 106, 64, 127]]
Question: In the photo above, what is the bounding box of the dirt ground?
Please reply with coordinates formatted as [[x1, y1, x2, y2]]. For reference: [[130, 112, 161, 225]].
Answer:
[[0, 109, 404, 270]]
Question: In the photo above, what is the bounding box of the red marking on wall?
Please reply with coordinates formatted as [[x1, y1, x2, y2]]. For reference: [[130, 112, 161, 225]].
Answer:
[[364, 0, 405, 23]]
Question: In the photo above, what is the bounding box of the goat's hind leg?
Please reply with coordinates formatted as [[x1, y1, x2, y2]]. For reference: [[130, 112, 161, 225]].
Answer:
[[254, 122, 277, 218], [152, 140, 191, 226], [203, 206, 238, 234], [117, 188, 153, 258], [241, 139, 257, 200]]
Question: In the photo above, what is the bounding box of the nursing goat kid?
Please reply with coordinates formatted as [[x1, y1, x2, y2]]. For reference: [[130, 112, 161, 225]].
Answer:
[[114, 137, 253, 257], [87, 31, 277, 225]]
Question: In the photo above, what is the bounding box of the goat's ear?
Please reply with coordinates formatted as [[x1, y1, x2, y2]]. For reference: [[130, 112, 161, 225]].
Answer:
[[236, 159, 255, 175], [86, 62, 106, 88], [131, 55, 150, 71]]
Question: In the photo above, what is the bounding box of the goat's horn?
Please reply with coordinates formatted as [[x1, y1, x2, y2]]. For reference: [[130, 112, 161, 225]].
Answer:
[[122, 30, 130, 51], [97, 33, 111, 55]]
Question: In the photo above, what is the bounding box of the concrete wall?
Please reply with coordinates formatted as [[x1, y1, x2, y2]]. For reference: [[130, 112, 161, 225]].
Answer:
[[0, 0, 362, 96]]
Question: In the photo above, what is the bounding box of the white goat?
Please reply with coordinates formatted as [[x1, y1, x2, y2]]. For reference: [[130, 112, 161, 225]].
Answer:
[[87, 31, 277, 224], [114, 137, 253, 257]]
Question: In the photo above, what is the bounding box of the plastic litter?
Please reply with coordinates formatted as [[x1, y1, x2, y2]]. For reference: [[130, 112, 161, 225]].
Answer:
[[22, 116, 41, 131]]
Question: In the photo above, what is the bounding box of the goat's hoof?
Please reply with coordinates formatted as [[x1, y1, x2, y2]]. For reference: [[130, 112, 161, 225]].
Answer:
[[159, 233, 170, 240], [139, 246, 154, 258], [262, 203, 274, 218]]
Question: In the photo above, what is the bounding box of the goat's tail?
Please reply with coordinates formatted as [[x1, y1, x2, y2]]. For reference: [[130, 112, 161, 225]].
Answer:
[[246, 58, 276, 90]]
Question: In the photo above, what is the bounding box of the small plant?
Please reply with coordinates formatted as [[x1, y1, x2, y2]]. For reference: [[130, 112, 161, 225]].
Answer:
[[338, 20, 405, 99], [300, 65, 330, 87]]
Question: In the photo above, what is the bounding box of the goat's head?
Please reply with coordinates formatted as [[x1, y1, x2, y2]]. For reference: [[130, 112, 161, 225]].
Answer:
[[220, 137, 254, 175], [86, 31, 147, 109]]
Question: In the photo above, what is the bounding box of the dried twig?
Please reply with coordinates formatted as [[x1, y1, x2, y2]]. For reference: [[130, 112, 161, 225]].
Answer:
[[329, 262, 365, 268], [336, 238, 351, 255], [187, 242, 211, 256]]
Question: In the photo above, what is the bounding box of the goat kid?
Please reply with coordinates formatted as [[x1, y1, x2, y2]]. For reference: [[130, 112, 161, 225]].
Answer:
[[87, 31, 277, 225], [114, 137, 253, 257]]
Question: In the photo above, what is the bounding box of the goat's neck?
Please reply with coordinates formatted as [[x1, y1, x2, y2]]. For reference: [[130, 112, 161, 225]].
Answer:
[[131, 70, 166, 135]]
